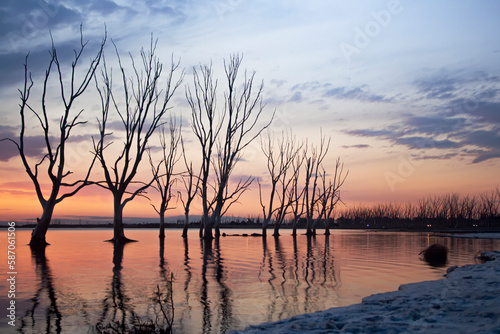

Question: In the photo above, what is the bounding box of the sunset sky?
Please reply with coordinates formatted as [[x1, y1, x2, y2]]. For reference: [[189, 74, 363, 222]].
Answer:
[[0, 0, 499, 223]]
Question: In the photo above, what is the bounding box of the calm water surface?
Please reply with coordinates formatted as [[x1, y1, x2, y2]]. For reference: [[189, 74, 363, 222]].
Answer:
[[1, 228, 499, 333]]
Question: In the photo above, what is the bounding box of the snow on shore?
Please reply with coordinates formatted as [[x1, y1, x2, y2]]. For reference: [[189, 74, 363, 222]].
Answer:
[[230, 251, 500, 333]]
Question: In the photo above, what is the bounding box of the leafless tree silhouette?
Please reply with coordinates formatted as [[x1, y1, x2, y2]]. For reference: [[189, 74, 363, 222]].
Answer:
[[149, 118, 182, 239], [186, 54, 273, 240], [1, 28, 106, 248], [93, 37, 182, 244], [318, 157, 348, 235], [289, 152, 306, 236], [303, 133, 330, 235], [259, 130, 302, 237], [178, 137, 202, 238]]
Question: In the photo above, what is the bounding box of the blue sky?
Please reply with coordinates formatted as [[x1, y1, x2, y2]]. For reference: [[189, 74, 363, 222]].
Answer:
[[0, 0, 499, 215]]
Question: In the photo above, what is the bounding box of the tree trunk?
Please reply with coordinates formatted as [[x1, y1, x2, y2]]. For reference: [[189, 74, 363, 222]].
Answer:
[[306, 218, 313, 236], [273, 222, 280, 237], [203, 215, 215, 241], [110, 195, 134, 244], [182, 211, 189, 238], [204, 221, 214, 240], [206, 206, 222, 240], [29, 202, 55, 249], [262, 218, 270, 238], [199, 221, 204, 238], [324, 217, 331, 235], [159, 210, 165, 239], [292, 218, 298, 236], [214, 215, 221, 238]]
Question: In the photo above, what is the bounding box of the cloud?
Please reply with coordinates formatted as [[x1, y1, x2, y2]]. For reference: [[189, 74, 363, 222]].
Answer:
[[413, 69, 500, 105], [0, 124, 96, 162], [0, 0, 186, 89], [342, 144, 370, 149], [288, 81, 390, 104], [459, 129, 500, 150], [471, 151, 500, 164], [0, 135, 51, 161], [412, 153, 458, 161], [464, 101, 500, 124], [404, 115, 466, 135], [0, 33, 106, 90], [0, 140, 19, 161], [0, 0, 83, 54], [323, 86, 390, 102], [346, 129, 396, 138], [288, 91, 302, 102], [414, 77, 458, 100], [394, 136, 462, 150], [345, 110, 500, 163]]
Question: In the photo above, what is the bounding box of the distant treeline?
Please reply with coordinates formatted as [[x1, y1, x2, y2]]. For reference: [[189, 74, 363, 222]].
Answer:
[[336, 188, 500, 230]]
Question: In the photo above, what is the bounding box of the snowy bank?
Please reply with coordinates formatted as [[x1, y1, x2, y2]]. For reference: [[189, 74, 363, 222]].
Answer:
[[230, 251, 500, 333]]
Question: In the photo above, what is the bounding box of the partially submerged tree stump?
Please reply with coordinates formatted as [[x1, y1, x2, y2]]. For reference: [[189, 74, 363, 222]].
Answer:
[[421, 244, 448, 266]]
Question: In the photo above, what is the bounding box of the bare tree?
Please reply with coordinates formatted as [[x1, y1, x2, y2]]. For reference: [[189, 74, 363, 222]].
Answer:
[[150, 118, 182, 239], [303, 134, 331, 235], [186, 61, 219, 239], [178, 138, 202, 238], [1, 29, 106, 248], [320, 157, 348, 235], [289, 152, 306, 236], [258, 130, 301, 237], [187, 54, 273, 240], [93, 38, 182, 244]]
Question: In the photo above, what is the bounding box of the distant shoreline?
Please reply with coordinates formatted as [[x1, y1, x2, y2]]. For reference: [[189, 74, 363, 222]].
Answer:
[[3, 221, 500, 234]]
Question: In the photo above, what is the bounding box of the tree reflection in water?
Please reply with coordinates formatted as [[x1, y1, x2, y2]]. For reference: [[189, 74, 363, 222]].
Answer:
[[214, 237, 234, 332], [259, 234, 340, 323], [11, 230, 500, 333], [19, 247, 62, 334], [177, 236, 193, 331], [198, 238, 236, 333], [95, 242, 137, 332], [15, 232, 341, 333]]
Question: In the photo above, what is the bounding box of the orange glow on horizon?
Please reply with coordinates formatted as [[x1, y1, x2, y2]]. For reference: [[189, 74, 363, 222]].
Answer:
[[1, 140, 499, 223]]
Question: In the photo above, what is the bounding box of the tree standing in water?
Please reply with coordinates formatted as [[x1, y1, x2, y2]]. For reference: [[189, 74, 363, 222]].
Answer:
[[93, 38, 182, 244], [186, 54, 273, 240], [303, 134, 330, 236], [178, 137, 201, 238], [258, 130, 302, 237], [150, 118, 182, 239], [320, 157, 348, 235], [2, 28, 106, 248]]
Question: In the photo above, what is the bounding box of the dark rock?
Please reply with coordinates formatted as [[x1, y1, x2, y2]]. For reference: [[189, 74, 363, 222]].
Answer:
[[421, 244, 448, 267]]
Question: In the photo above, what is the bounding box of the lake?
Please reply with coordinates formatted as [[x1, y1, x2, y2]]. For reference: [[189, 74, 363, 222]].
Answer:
[[1, 228, 499, 333]]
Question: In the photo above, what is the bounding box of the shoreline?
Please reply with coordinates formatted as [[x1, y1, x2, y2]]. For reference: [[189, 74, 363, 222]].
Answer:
[[3, 223, 500, 234], [230, 251, 500, 333]]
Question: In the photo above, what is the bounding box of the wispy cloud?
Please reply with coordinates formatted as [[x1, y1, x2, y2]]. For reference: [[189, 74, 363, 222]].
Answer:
[[342, 144, 370, 149], [323, 86, 390, 102], [346, 102, 500, 163], [414, 77, 458, 100], [287, 81, 391, 105]]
